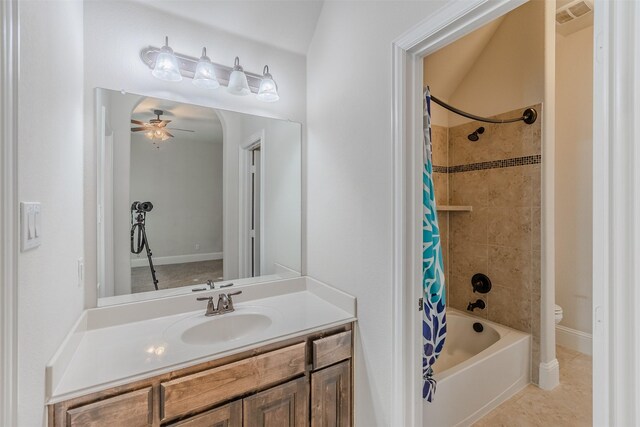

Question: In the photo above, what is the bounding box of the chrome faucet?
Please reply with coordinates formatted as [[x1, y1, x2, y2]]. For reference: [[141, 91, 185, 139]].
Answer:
[[191, 279, 216, 292], [197, 291, 243, 316], [217, 291, 242, 313]]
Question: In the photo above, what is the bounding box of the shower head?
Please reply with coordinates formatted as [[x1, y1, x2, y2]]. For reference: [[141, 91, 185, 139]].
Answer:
[[468, 126, 485, 142]]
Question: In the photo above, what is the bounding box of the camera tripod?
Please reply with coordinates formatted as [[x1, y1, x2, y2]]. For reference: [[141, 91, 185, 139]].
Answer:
[[130, 201, 159, 290]]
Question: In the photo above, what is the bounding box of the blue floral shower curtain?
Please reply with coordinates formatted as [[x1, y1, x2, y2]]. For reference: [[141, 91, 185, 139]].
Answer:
[[422, 87, 447, 402]]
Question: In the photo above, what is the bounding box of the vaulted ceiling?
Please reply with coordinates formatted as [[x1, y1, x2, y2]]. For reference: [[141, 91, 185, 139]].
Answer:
[[423, 15, 505, 101], [132, 0, 324, 55]]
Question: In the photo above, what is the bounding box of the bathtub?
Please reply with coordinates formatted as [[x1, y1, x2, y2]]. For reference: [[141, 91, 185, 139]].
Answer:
[[423, 309, 531, 427]]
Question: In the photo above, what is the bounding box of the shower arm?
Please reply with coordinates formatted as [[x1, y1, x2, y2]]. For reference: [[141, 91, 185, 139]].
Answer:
[[430, 95, 537, 125]]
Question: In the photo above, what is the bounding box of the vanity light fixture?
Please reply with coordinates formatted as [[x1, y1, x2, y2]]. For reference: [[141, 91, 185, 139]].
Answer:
[[141, 41, 280, 101], [152, 36, 182, 82], [256, 65, 280, 102], [227, 57, 251, 96], [192, 47, 220, 89]]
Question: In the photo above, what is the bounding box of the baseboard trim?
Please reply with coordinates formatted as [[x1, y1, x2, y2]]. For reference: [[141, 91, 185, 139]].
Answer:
[[538, 358, 560, 390], [131, 252, 223, 268], [556, 324, 592, 356]]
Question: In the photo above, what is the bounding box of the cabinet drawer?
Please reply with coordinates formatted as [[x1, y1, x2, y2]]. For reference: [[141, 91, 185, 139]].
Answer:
[[161, 342, 306, 422], [312, 331, 352, 370], [65, 387, 152, 427], [166, 400, 242, 427]]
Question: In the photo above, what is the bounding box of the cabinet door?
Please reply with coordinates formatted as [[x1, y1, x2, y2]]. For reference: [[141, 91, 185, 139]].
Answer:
[[243, 377, 308, 427], [311, 361, 351, 427], [167, 400, 242, 427]]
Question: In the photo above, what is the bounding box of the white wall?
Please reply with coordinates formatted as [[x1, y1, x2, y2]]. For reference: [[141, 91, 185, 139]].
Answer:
[[17, 1, 85, 426], [306, 2, 447, 425], [555, 25, 593, 335], [221, 110, 301, 279], [84, 0, 307, 306], [129, 133, 224, 260]]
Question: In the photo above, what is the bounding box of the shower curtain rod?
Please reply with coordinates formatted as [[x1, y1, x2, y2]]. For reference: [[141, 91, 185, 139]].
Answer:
[[430, 94, 538, 125]]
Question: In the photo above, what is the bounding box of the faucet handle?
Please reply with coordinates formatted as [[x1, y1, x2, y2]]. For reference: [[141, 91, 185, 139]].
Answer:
[[223, 291, 242, 311], [197, 296, 217, 316]]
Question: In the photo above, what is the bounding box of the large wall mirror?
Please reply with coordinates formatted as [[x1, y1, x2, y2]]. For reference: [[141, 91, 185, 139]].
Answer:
[[96, 88, 301, 304]]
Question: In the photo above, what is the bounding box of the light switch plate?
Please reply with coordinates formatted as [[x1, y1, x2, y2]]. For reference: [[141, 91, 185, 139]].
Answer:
[[20, 202, 41, 251]]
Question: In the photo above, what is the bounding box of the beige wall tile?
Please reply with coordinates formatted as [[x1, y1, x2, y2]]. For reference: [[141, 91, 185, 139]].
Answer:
[[439, 213, 449, 287], [433, 172, 448, 206], [487, 284, 532, 333], [449, 122, 484, 165], [487, 207, 532, 249], [450, 242, 488, 281], [431, 124, 449, 166], [529, 164, 541, 207], [485, 121, 529, 160], [532, 207, 541, 251], [487, 245, 532, 291], [532, 250, 541, 297], [450, 171, 489, 207], [450, 209, 488, 246], [487, 167, 532, 207]]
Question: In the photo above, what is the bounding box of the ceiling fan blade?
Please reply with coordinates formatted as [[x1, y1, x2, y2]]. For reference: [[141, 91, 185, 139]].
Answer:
[[131, 127, 147, 132], [158, 120, 172, 128], [131, 119, 146, 125], [167, 128, 195, 132], [165, 131, 175, 138]]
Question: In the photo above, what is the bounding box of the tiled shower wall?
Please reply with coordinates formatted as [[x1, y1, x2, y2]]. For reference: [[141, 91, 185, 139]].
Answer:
[[432, 105, 542, 383]]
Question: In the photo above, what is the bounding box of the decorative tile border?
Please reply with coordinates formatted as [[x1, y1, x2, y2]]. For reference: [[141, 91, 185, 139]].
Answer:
[[432, 165, 448, 173], [433, 154, 541, 174]]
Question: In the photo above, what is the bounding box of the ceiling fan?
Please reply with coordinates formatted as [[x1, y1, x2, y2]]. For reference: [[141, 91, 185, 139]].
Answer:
[[131, 109, 194, 142]]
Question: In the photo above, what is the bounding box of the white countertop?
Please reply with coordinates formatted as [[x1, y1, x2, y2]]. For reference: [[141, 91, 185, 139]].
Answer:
[[46, 276, 356, 403]]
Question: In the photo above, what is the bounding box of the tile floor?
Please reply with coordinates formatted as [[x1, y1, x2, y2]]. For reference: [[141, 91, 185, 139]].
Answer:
[[473, 346, 592, 427], [131, 259, 224, 293]]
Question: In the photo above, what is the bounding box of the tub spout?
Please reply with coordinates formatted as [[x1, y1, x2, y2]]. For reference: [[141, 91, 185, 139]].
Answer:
[[467, 299, 486, 312]]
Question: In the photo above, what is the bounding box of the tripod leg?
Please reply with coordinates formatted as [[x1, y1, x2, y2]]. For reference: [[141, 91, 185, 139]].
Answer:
[[141, 226, 159, 290]]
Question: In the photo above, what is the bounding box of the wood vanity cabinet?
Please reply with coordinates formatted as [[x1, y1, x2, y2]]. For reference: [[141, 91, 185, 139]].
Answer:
[[48, 324, 353, 427]]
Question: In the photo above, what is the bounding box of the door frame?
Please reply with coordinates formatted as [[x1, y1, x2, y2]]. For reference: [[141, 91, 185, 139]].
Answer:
[[590, 1, 640, 425], [0, 0, 19, 425], [238, 130, 266, 278], [389, 1, 555, 425]]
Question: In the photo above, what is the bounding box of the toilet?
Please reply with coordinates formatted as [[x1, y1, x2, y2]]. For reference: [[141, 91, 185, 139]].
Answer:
[[555, 304, 563, 324]]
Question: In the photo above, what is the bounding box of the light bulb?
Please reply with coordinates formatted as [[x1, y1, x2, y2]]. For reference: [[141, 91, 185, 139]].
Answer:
[[227, 57, 250, 96], [256, 65, 279, 102], [152, 36, 182, 82], [193, 47, 220, 89]]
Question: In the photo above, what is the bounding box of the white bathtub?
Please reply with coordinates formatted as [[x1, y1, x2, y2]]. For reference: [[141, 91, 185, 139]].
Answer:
[[423, 309, 531, 427]]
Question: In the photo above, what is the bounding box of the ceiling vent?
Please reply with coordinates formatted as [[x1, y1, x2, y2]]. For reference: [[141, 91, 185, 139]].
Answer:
[[556, 0, 593, 35]]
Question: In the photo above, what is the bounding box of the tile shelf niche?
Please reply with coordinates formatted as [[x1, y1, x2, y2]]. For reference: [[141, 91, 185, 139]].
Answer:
[[437, 205, 473, 212]]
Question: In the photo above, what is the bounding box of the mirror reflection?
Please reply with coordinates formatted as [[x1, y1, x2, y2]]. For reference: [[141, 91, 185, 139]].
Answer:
[[96, 88, 301, 301]]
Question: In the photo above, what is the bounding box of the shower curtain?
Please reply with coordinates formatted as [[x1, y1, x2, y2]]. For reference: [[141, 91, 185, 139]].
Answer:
[[422, 87, 447, 402]]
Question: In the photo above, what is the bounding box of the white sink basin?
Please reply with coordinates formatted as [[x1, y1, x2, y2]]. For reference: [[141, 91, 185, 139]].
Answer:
[[165, 308, 275, 346]]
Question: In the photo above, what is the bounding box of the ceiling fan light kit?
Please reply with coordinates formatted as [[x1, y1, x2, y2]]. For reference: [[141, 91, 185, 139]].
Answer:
[[131, 109, 195, 145], [141, 36, 280, 102]]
